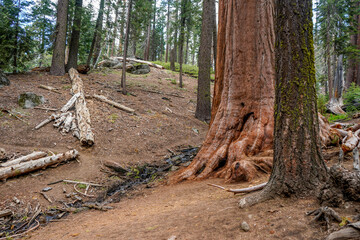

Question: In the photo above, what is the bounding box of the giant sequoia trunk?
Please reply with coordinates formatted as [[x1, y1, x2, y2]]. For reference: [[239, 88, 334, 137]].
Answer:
[[239, 0, 328, 208], [171, 0, 275, 183], [50, 0, 69, 76]]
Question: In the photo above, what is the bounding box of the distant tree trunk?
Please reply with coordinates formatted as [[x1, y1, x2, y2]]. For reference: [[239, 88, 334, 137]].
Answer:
[[211, 0, 217, 71], [144, 23, 151, 60], [178, 0, 188, 88], [195, 0, 213, 122], [151, 0, 157, 61], [165, 0, 170, 62], [13, 0, 20, 73], [170, 48, 176, 71], [171, 0, 275, 183], [118, 0, 126, 55], [184, 23, 190, 65], [327, 54, 345, 115], [66, 0, 83, 72], [121, 0, 133, 95], [326, 9, 333, 100], [50, 0, 69, 76], [86, 0, 105, 67], [240, 0, 328, 208], [111, 2, 120, 57], [173, 6, 179, 63]]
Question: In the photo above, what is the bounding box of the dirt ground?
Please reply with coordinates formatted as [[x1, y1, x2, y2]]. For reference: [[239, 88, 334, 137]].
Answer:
[[0, 68, 359, 240]]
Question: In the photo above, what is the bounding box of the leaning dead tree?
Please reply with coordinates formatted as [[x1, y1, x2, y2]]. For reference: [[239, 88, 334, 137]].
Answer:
[[171, 0, 275, 183]]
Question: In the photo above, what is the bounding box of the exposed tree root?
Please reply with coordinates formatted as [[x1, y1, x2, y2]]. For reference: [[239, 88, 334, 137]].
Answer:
[[307, 206, 341, 230], [319, 165, 360, 207]]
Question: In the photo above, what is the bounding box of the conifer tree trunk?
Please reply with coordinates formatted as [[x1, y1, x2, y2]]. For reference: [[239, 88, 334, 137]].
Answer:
[[66, 0, 82, 72], [86, 0, 105, 67], [178, 0, 187, 88], [111, 2, 120, 57], [195, 0, 214, 122], [165, 0, 170, 62], [50, 0, 69, 76], [171, 0, 275, 183], [240, 0, 328, 208], [121, 0, 133, 95]]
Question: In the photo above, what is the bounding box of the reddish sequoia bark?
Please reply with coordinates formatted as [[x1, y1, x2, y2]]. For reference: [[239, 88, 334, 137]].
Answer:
[[171, 0, 275, 183]]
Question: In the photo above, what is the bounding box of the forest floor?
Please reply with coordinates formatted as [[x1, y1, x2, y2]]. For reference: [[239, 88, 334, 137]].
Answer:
[[0, 67, 359, 240]]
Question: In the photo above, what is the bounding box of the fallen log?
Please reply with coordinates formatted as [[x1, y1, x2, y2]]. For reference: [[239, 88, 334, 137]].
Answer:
[[0, 149, 79, 181], [60, 93, 80, 112], [114, 57, 164, 69], [326, 222, 360, 240], [93, 94, 135, 114], [69, 68, 94, 146], [38, 85, 61, 94], [0, 151, 47, 167]]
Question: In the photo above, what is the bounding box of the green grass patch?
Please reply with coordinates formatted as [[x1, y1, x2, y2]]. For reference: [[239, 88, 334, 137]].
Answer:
[[108, 113, 119, 123], [326, 113, 350, 123]]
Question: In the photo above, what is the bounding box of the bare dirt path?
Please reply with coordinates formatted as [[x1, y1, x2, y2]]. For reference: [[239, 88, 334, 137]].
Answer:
[[31, 177, 327, 240]]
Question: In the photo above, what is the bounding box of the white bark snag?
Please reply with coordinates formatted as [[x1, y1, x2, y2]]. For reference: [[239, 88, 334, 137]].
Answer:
[[0, 150, 79, 180], [60, 93, 80, 112], [114, 57, 164, 69], [69, 68, 94, 146], [93, 94, 135, 113], [353, 147, 359, 171], [0, 152, 47, 167]]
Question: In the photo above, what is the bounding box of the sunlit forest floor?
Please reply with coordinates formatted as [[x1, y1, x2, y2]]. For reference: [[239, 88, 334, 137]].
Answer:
[[0, 68, 358, 239]]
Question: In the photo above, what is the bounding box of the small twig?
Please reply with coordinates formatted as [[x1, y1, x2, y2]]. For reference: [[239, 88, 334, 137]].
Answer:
[[34, 107, 58, 111], [85, 184, 90, 195], [74, 184, 95, 197], [48, 179, 64, 185], [40, 192, 52, 203], [63, 179, 102, 187], [207, 182, 267, 194], [27, 208, 41, 228]]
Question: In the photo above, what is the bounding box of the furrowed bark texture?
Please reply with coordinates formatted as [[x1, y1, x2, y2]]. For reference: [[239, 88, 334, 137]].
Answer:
[[239, 0, 328, 208], [50, 0, 68, 76], [171, 0, 275, 183]]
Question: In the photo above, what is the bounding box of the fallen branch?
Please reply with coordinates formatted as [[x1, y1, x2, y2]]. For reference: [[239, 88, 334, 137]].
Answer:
[[63, 179, 102, 187], [93, 94, 135, 113], [40, 192, 52, 203], [0, 220, 39, 240], [69, 68, 94, 146], [60, 93, 80, 113], [74, 184, 95, 197], [0, 150, 79, 180], [0, 151, 47, 167], [0, 209, 12, 218], [34, 114, 58, 130], [34, 107, 58, 111], [38, 84, 61, 94], [207, 182, 267, 194]]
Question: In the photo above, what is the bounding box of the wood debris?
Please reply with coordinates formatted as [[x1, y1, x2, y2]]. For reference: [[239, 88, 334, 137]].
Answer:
[[38, 84, 62, 94], [0, 150, 79, 181], [93, 94, 135, 113]]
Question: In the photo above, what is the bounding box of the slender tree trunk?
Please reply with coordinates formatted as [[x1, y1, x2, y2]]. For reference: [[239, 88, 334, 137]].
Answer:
[[174, 5, 179, 63], [240, 0, 328, 208], [326, 9, 333, 100], [171, 0, 275, 183], [178, 0, 187, 88], [13, 0, 20, 74], [86, 0, 105, 67], [345, 6, 358, 89], [151, 0, 157, 61], [111, 3, 120, 57], [144, 23, 151, 60], [66, 0, 83, 72], [195, 0, 213, 122], [184, 26, 190, 65], [165, 0, 170, 62], [121, 0, 133, 95], [211, 0, 217, 71], [50, 0, 69, 76]]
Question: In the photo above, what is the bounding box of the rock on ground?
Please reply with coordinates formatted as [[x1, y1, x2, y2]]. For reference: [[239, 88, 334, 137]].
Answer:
[[18, 92, 44, 109], [0, 70, 10, 88], [127, 64, 150, 75]]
